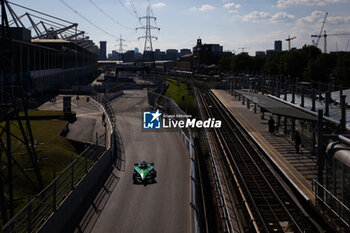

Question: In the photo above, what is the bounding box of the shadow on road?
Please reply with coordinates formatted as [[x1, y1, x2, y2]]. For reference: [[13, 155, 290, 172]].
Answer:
[[67, 170, 120, 233], [114, 127, 125, 172]]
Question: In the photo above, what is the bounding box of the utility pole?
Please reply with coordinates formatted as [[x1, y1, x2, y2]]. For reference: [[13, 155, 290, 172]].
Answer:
[[117, 34, 126, 54], [136, 5, 160, 52], [285, 35, 296, 51]]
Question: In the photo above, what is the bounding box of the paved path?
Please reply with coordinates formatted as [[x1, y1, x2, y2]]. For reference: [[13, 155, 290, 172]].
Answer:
[[38, 95, 106, 144]]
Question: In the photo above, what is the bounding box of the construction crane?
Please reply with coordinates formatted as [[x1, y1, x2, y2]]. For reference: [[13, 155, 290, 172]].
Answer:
[[311, 31, 350, 53], [285, 35, 296, 51], [312, 12, 328, 47]]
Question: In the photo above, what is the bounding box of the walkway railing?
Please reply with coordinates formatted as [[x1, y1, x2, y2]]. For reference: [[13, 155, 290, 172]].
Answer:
[[2, 92, 118, 233], [1, 145, 106, 233], [312, 179, 350, 228]]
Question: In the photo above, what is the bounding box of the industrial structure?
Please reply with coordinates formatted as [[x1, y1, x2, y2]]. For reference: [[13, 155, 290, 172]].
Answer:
[[0, 0, 98, 96], [136, 4, 160, 53], [100, 41, 107, 60], [285, 35, 296, 51]]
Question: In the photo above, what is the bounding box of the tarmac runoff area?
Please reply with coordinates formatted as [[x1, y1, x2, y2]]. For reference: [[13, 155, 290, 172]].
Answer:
[[38, 95, 107, 145], [76, 89, 190, 233]]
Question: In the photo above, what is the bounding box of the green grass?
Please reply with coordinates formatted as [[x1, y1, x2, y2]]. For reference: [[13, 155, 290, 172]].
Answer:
[[19, 110, 66, 117], [1, 118, 79, 217], [164, 78, 196, 113]]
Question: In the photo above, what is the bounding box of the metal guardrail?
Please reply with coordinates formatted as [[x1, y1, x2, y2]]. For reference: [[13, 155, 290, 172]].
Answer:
[[312, 179, 350, 228], [2, 92, 118, 233], [1, 145, 106, 233], [147, 90, 200, 233]]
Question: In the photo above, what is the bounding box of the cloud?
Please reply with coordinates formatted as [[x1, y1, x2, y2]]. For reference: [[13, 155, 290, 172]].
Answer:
[[235, 4, 242, 8], [271, 12, 295, 22], [223, 2, 235, 9], [326, 0, 349, 2], [277, 0, 349, 8], [242, 11, 271, 22], [242, 11, 295, 23], [297, 10, 350, 25], [296, 10, 327, 24], [190, 4, 215, 11], [152, 2, 166, 8], [228, 9, 238, 13]]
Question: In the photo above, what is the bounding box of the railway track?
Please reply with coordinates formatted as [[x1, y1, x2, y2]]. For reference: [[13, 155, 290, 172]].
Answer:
[[197, 88, 321, 233]]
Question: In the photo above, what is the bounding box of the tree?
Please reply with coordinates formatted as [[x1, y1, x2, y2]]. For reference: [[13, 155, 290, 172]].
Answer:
[[334, 53, 350, 86]]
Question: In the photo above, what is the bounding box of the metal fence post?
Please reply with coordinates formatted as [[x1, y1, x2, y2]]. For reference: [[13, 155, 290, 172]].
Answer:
[[284, 81, 287, 101], [325, 91, 330, 117], [300, 87, 304, 107], [312, 89, 316, 112], [53, 169, 57, 212], [85, 155, 88, 173], [341, 95, 346, 132], [71, 156, 74, 190], [27, 201, 32, 233]]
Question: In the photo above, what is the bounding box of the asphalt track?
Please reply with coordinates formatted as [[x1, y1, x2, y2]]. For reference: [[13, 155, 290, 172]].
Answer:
[[90, 90, 190, 233]]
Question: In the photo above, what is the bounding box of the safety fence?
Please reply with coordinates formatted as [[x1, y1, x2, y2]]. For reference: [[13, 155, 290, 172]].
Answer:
[[2, 92, 118, 233], [147, 90, 201, 233], [1, 145, 106, 233], [312, 179, 350, 228]]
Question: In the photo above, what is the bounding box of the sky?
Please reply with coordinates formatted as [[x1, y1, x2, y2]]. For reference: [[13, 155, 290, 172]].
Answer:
[[8, 0, 350, 55]]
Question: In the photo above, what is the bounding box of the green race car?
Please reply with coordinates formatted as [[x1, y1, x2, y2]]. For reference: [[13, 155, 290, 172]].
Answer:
[[133, 161, 157, 184]]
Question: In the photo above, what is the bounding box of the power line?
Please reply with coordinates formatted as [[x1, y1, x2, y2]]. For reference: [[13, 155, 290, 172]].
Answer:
[[88, 0, 133, 30], [59, 0, 119, 39], [127, 0, 140, 20], [116, 0, 135, 17]]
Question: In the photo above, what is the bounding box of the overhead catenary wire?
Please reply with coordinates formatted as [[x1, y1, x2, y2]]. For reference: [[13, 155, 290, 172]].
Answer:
[[59, 0, 119, 39], [88, 0, 133, 30]]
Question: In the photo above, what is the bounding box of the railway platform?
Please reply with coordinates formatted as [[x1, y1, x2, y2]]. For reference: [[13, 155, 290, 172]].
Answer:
[[212, 89, 317, 203]]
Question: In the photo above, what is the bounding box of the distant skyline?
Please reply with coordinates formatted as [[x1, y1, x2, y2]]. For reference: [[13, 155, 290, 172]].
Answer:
[[11, 0, 350, 55]]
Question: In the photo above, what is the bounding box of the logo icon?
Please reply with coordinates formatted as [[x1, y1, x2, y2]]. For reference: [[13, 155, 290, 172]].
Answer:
[[143, 110, 162, 129]]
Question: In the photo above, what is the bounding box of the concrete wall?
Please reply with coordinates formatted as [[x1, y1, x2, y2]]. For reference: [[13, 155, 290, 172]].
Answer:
[[38, 149, 113, 233]]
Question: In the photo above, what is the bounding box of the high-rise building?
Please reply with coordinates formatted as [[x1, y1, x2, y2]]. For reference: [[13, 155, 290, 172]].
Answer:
[[99, 41, 107, 60], [255, 51, 266, 56], [166, 49, 179, 60], [180, 49, 191, 57], [123, 50, 135, 62], [274, 40, 282, 52], [193, 39, 224, 67]]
